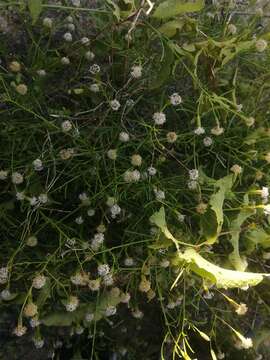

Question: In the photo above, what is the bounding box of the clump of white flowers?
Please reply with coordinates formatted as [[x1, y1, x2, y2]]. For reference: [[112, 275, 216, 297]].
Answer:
[[256, 39, 267, 52], [91, 233, 104, 251], [131, 154, 142, 167], [0, 170, 8, 180], [61, 120, 72, 132], [26, 235, 38, 247], [89, 83, 100, 92], [32, 274, 46, 289], [166, 131, 178, 143], [235, 303, 248, 316], [61, 57, 70, 65], [89, 64, 100, 74], [107, 149, 117, 160], [154, 188, 165, 201], [12, 172, 24, 184], [169, 92, 182, 106], [43, 17, 53, 29], [130, 65, 142, 78], [85, 51, 95, 61], [65, 296, 79, 312], [147, 166, 157, 176], [63, 32, 73, 42], [110, 99, 121, 111], [189, 169, 199, 181], [153, 112, 166, 125], [97, 264, 110, 277], [203, 137, 213, 147], [211, 125, 224, 136], [13, 324, 27, 337], [119, 131, 130, 142], [123, 169, 141, 183], [110, 204, 121, 218], [194, 127, 205, 135], [32, 159, 43, 172], [59, 148, 74, 160], [230, 164, 242, 175]]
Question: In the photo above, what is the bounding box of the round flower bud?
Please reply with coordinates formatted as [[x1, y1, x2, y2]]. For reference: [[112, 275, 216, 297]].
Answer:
[[131, 154, 142, 167], [26, 236, 38, 247], [9, 61, 21, 73], [24, 302, 38, 317], [16, 84, 28, 95]]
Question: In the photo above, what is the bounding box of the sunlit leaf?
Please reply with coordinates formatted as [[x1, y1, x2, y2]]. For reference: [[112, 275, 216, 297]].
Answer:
[[153, 0, 204, 19], [176, 248, 267, 289]]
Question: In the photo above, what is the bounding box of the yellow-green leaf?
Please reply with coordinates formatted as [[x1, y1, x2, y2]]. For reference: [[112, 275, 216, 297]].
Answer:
[[28, 0, 43, 24], [177, 248, 267, 289], [153, 0, 204, 19], [158, 20, 184, 37]]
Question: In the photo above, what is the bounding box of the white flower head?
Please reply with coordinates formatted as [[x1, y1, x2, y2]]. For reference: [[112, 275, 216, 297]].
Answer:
[[30, 196, 38, 206], [90, 83, 99, 93], [61, 120, 72, 132], [187, 180, 198, 190], [33, 158, 43, 171], [12, 172, 24, 185], [43, 17, 53, 28], [211, 126, 224, 136], [91, 233, 104, 251], [105, 306, 117, 317], [97, 264, 110, 277], [38, 193, 48, 204], [131, 154, 142, 167], [230, 164, 242, 175], [110, 204, 121, 218], [63, 32, 73, 42], [61, 57, 70, 65], [203, 137, 213, 147], [169, 93, 182, 106], [13, 325, 27, 337], [81, 37, 90, 45], [119, 131, 130, 142], [124, 257, 135, 267], [107, 149, 117, 160], [189, 169, 199, 181], [85, 51, 95, 61], [154, 188, 165, 201], [153, 112, 166, 125], [65, 296, 79, 312], [33, 339, 45, 349], [110, 99, 121, 111], [0, 170, 8, 180], [123, 170, 140, 183], [256, 39, 267, 52], [147, 166, 157, 176], [131, 65, 142, 79], [89, 64, 100, 74], [32, 274, 46, 289], [36, 69, 46, 77], [75, 216, 84, 224], [87, 208, 95, 217], [194, 127, 205, 135], [264, 204, 270, 216], [261, 186, 269, 200], [235, 303, 248, 316]]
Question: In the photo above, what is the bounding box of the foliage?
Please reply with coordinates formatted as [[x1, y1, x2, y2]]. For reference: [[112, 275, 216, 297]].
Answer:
[[1, 0, 270, 359]]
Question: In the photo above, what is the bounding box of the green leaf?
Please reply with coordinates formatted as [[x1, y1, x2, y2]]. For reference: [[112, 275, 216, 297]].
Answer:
[[245, 227, 270, 253], [149, 44, 174, 89], [228, 204, 255, 271], [153, 0, 204, 19], [177, 248, 267, 289], [158, 20, 184, 37], [106, 0, 121, 21], [201, 175, 234, 244], [28, 0, 43, 24]]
